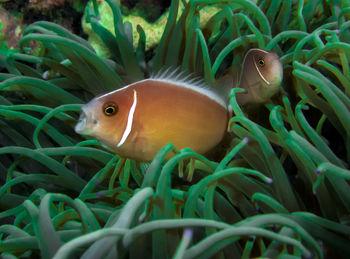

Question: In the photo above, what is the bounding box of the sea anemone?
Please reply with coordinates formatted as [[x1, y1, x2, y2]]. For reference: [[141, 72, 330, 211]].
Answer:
[[0, 0, 350, 258]]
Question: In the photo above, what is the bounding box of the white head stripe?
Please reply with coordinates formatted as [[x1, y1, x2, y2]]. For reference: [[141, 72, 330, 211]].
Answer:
[[254, 61, 271, 85], [117, 90, 137, 148]]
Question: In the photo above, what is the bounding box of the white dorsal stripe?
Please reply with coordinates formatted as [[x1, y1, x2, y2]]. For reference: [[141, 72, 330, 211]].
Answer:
[[152, 69, 227, 108], [97, 70, 227, 109], [150, 78, 227, 108], [117, 90, 137, 148]]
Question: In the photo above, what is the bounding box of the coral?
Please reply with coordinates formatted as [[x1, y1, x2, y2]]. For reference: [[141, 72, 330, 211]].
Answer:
[[0, 0, 85, 36], [0, 0, 350, 258], [0, 7, 22, 51], [24, 0, 87, 12], [82, 0, 220, 56], [27, 0, 65, 10]]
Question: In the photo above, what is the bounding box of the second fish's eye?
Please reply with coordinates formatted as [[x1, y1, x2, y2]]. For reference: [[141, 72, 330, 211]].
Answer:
[[258, 58, 265, 67], [104, 103, 118, 116]]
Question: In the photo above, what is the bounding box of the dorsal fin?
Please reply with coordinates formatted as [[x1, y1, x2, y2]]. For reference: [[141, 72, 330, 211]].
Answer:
[[151, 67, 228, 108], [99, 68, 228, 108]]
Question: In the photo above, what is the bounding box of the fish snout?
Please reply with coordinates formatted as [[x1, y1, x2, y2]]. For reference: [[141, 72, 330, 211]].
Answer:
[[75, 111, 88, 134], [75, 108, 98, 135]]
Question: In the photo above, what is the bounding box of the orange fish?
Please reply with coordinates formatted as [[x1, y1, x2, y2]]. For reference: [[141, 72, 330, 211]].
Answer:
[[75, 73, 229, 161]]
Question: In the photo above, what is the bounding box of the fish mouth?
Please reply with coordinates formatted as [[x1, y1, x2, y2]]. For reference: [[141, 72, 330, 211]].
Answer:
[[75, 111, 88, 134], [75, 109, 99, 136]]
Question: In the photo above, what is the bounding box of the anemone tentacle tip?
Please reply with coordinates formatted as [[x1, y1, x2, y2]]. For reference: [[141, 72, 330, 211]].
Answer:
[[248, 236, 255, 242], [184, 229, 193, 238], [243, 137, 249, 143], [42, 71, 49, 79]]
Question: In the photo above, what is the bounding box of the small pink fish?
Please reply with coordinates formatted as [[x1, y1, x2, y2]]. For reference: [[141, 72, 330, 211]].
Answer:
[[236, 48, 283, 105]]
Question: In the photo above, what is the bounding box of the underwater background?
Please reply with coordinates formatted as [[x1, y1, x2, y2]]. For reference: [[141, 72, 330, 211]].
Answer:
[[0, 0, 350, 258]]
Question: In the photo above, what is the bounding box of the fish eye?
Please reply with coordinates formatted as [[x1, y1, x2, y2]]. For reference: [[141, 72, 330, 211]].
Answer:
[[258, 58, 265, 67], [103, 103, 118, 116]]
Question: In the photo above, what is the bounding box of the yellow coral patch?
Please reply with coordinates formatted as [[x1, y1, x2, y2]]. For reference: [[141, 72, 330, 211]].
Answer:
[[82, 0, 220, 57]]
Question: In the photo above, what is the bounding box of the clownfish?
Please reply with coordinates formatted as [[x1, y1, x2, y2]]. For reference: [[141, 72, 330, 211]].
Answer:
[[75, 49, 283, 161], [75, 73, 229, 161], [235, 48, 283, 105]]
